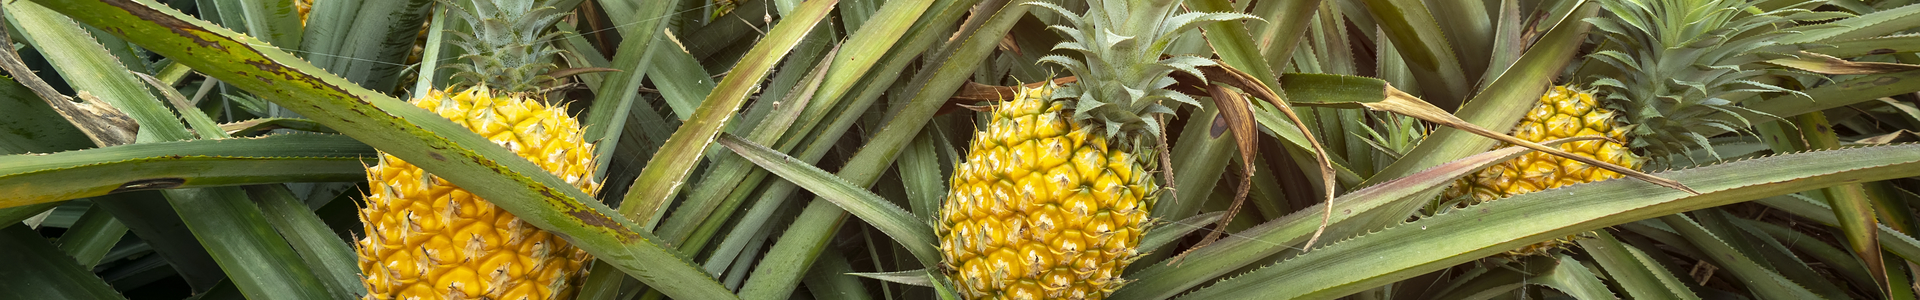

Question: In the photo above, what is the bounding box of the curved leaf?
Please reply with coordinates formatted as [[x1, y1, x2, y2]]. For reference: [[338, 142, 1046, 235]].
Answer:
[[0, 225, 125, 299], [27, 1, 739, 298], [0, 134, 372, 208], [716, 133, 941, 266], [1178, 143, 1920, 299]]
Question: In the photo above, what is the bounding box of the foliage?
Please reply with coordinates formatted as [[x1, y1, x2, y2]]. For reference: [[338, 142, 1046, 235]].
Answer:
[[1, 0, 1919, 299]]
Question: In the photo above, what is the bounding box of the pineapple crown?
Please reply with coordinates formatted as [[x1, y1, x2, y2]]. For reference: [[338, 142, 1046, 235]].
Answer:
[[1028, 0, 1256, 146], [1583, 0, 1840, 163], [442, 0, 570, 94]]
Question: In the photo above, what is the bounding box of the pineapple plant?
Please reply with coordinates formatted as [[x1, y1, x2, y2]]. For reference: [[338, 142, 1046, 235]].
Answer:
[[1442, 0, 1813, 256], [356, 0, 593, 299], [937, 1, 1250, 298], [10, 0, 1920, 299]]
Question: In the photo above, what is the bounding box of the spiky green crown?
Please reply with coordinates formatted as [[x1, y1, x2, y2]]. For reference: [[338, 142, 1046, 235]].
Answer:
[[1029, 0, 1256, 147], [443, 0, 570, 93], [1584, 0, 1841, 163]]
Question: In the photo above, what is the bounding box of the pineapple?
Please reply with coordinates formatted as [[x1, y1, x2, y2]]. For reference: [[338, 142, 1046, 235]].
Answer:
[[1447, 86, 1639, 206], [937, 2, 1251, 299], [1444, 0, 1813, 256], [356, 0, 593, 299], [1444, 86, 1640, 256], [297, 0, 312, 25]]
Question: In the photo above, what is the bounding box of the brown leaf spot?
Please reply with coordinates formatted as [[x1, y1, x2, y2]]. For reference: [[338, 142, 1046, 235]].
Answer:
[[112, 178, 186, 193], [428, 152, 446, 161], [1210, 113, 1229, 138], [1871, 49, 1897, 55], [1875, 76, 1902, 86], [104, 0, 223, 51]]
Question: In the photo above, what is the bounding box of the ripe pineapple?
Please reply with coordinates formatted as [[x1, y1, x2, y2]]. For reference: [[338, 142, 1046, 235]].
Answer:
[[1444, 0, 1812, 256], [1448, 86, 1639, 205], [356, 0, 593, 299], [937, 2, 1251, 299], [1444, 86, 1640, 256]]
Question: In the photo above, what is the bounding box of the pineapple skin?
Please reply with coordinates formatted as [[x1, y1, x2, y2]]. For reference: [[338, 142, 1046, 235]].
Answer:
[[1447, 85, 1641, 256], [358, 87, 596, 300], [939, 86, 1155, 300]]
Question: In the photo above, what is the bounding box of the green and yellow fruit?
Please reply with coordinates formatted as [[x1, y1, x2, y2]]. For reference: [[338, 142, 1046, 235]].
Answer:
[[1444, 0, 1812, 256], [1448, 86, 1639, 206], [357, 0, 591, 299], [1444, 85, 1640, 256], [358, 88, 595, 300], [937, 1, 1252, 298], [939, 85, 1155, 299]]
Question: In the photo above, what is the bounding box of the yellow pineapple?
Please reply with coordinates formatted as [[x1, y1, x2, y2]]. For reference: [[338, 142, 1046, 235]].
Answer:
[[1444, 86, 1640, 256], [1444, 0, 1814, 256], [941, 84, 1155, 299], [937, 1, 1252, 299], [1449, 86, 1639, 205], [356, 0, 591, 299]]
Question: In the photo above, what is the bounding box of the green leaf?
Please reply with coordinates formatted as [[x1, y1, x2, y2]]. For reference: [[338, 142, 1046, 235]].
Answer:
[[88, 192, 226, 291], [207, 0, 302, 48], [0, 76, 93, 154], [1354, 0, 1472, 108], [617, 0, 838, 229], [898, 127, 949, 222], [849, 269, 935, 287], [579, 0, 683, 180], [1531, 255, 1617, 299], [717, 132, 940, 266], [31, 1, 738, 298], [0, 134, 373, 208], [1114, 138, 1563, 300], [0, 225, 125, 299], [1778, 3, 1920, 44], [1280, 73, 1690, 194], [739, 1, 1029, 298], [1578, 231, 1702, 300], [53, 205, 126, 268], [160, 186, 338, 299], [298, 0, 431, 93], [694, 0, 979, 280], [244, 185, 368, 298], [1660, 213, 1830, 298], [1363, 1, 1595, 187], [658, 42, 838, 243], [1785, 112, 1891, 296], [1800, 35, 1920, 58], [1698, 69, 1920, 137], [1177, 143, 1920, 299], [408, 5, 449, 99], [4, 0, 189, 142], [803, 250, 875, 300], [1754, 194, 1920, 264], [1142, 211, 1224, 252]]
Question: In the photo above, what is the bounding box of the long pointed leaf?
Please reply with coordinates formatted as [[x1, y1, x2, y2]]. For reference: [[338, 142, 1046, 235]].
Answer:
[[618, 0, 838, 228], [0, 225, 126, 299], [31, 1, 738, 298], [1178, 143, 1920, 299], [717, 134, 940, 266], [1113, 139, 1577, 299], [739, 1, 1028, 298], [0, 134, 372, 208]]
